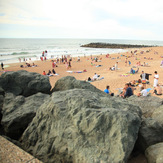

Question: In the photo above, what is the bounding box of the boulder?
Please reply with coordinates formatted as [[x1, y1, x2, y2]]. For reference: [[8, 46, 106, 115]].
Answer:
[[145, 142, 163, 163], [1, 92, 49, 140], [52, 76, 105, 96], [21, 89, 141, 163], [151, 105, 163, 126], [0, 87, 5, 96], [0, 87, 5, 126], [0, 70, 51, 96], [127, 95, 163, 117], [136, 117, 163, 152]]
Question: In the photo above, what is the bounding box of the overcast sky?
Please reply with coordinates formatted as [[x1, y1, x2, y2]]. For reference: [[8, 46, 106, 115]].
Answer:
[[0, 0, 163, 40]]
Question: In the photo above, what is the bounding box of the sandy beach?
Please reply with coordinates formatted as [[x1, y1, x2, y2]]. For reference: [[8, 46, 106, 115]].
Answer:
[[1, 46, 163, 98]]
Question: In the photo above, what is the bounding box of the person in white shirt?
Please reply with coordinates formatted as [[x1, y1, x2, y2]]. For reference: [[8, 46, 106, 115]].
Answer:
[[115, 62, 118, 70], [93, 73, 99, 81], [137, 86, 148, 97], [153, 71, 159, 87]]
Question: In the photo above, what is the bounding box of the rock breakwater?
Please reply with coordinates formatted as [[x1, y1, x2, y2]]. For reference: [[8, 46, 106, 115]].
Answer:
[[81, 42, 155, 49]]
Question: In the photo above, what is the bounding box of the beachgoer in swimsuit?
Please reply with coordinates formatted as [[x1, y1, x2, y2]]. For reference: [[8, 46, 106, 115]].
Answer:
[[153, 84, 162, 95]]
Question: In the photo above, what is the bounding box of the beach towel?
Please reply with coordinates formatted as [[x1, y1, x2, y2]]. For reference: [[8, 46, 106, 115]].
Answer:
[[74, 71, 83, 73], [66, 71, 73, 73], [146, 88, 152, 92], [120, 74, 133, 77], [4, 65, 10, 68], [96, 65, 102, 67]]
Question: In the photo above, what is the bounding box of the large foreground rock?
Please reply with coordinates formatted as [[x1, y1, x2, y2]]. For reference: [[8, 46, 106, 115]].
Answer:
[[145, 143, 163, 163], [52, 76, 106, 95], [21, 89, 141, 163], [0, 70, 51, 96], [1, 92, 49, 139]]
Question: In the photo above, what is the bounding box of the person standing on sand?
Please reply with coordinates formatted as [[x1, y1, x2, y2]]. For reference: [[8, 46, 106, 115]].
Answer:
[[1, 62, 4, 70], [125, 58, 128, 66], [140, 71, 146, 89], [153, 71, 159, 87], [115, 62, 118, 70], [52, 61, 55, 68]]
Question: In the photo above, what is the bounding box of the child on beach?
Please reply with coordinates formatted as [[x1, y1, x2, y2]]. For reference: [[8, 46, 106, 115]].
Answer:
[[43, 71, 46, 75]]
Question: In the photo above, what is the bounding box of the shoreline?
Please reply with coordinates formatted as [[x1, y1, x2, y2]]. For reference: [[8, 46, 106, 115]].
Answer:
[[1, 46, 163, 98]]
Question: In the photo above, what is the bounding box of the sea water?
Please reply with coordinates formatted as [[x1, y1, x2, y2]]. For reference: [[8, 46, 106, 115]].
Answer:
[[0, 38, 163, 64]]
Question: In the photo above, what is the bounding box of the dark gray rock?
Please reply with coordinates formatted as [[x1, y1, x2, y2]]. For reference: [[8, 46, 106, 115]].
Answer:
[[136, 117, 163, 152], [151, 105, 163, 126], [0, 87, 5, 96], [1, 92, 49, 139], [145, 142, 163, 163], [0, 87, 5, 123], [21, 89, 141, 163], [52, 76, 106, 96], [126, 95, 163, 117], [0, 70, 51, 96]]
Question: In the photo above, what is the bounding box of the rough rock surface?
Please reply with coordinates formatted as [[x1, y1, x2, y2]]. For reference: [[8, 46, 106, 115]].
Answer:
[[1, 92, 49, 139], [0, 87, 5, 126], [126, 95, 163, 117], [145, 143, 163, 163], [21, 89, 142, 163], [52, 76, 106, 96], [151, 105, 163, 126], [136, 117, 163, 152], [0, 70, 51, 96]]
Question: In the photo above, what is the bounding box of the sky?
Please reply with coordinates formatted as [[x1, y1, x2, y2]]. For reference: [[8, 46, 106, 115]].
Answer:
[[0, 0, 163, 40]]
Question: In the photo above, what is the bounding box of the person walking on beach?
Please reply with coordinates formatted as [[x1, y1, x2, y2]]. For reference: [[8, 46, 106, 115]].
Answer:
[[52, 61, 55, 68], [1, 62, 4, 70], [153, 71, 159, 87]]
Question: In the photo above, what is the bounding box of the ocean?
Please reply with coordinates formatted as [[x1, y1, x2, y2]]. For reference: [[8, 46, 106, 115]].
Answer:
[[0, 38, 163, 64]]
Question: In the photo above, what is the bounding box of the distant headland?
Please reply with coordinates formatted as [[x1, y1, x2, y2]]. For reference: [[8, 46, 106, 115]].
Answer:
[[81, 42, 155, 49]]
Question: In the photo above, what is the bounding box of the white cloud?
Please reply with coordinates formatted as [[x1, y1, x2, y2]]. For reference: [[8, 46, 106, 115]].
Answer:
[[0, 0, 162, 39]]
